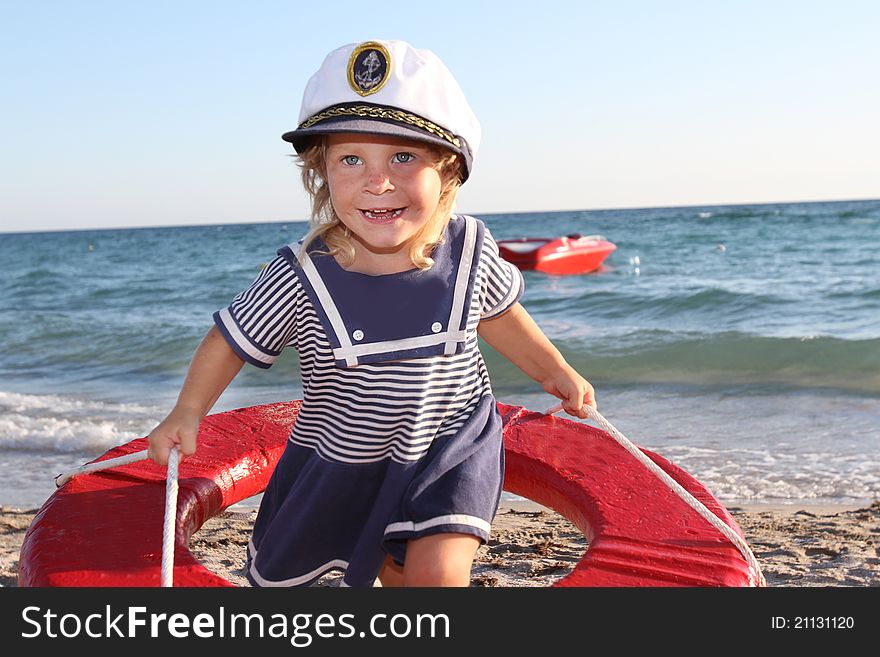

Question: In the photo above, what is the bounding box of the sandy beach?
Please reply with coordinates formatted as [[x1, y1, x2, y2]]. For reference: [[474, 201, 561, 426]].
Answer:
[[2, 500, 877, 587]]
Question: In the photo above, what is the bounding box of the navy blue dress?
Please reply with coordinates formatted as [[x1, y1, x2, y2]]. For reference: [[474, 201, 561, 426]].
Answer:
[[213, 215, 524, 586]]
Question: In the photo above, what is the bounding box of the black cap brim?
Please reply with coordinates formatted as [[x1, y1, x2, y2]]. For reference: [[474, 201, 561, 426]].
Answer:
[[282, 117, 472, 181]]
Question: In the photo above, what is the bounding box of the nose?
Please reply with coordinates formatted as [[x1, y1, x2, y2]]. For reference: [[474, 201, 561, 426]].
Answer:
[[364, 165, 394, 194]]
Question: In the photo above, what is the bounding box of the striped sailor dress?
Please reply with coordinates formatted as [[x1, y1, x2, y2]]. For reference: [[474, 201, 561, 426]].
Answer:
[[213, 215, 524, 587]]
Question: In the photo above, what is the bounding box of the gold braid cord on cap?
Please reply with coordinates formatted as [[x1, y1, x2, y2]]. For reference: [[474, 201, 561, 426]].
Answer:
[[297, 105, 462, 149]]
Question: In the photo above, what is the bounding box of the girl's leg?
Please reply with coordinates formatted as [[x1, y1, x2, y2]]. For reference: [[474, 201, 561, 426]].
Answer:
[[377, 554, 405, 587], [402, 533, 480, 587]]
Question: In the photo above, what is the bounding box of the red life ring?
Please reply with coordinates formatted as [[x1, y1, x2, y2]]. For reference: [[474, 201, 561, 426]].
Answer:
[[18, 401, 756, 587]]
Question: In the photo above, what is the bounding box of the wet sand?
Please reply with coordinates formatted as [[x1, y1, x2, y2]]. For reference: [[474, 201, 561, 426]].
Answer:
[[2, 500, 877, 587]]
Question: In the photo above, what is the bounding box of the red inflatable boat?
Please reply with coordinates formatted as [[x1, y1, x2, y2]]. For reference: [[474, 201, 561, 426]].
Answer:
[[497, 234, 616, 275], [19, 401, 759, 587]]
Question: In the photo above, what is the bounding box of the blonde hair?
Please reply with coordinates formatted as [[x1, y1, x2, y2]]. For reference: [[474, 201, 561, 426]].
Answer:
[[296, 137, 464, 270]]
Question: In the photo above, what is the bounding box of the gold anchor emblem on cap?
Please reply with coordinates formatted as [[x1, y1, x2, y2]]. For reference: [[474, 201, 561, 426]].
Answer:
[[348, 41, 391, 97]]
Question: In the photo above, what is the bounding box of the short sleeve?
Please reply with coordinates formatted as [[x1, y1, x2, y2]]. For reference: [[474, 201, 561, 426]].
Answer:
[[213, 253, 301, 368], [480, 228, 525, 319]]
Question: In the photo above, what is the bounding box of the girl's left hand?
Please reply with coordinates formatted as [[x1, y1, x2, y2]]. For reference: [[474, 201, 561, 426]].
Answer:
[[542, 364, 597, 419]]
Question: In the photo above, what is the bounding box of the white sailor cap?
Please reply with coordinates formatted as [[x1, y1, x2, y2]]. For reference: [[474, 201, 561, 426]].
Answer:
[[282, 40, 481, 182]]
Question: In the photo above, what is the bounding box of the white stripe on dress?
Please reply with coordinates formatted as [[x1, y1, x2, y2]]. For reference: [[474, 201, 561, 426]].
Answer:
[[384, 514, 492, 536], [216, 307, 277, 365], [247, 539, 349, 587], [444, 215, 478, 353]]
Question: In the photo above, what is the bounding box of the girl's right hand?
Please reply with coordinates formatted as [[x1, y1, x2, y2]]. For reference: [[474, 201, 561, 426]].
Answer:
[[147, 406, 201, 466]]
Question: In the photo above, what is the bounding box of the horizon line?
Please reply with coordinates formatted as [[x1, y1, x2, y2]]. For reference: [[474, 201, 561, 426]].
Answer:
[[2, 196, 878, 236]]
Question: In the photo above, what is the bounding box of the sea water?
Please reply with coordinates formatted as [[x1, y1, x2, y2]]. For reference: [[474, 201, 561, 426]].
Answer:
[[1, 199, 878, 509]]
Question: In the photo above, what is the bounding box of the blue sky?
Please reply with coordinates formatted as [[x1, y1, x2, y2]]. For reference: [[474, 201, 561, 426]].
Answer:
[[2, 1, 878, 232]]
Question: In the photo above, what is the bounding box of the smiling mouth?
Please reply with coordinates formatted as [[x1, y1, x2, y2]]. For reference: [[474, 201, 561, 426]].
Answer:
[[361, 208, 405, 222]]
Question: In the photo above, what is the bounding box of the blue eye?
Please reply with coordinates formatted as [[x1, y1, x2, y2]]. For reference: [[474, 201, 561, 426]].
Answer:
[[342, 155, 361, 165], [393, 152, 414, 163]]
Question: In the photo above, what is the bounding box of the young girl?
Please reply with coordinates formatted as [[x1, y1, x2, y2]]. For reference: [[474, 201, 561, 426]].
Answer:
[[148, 39, 596, 588]]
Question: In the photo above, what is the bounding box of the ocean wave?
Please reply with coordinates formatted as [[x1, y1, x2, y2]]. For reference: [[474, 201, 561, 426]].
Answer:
[[660, 445, 879, 503], [3, 323, 204, 374], [0, 390, 158, 416], [0, 413, 130, 453], [0, 390, 161, 454], [560, 287, 790, 320], [485, 332, 880, 393], [686, 207, 763, 221]]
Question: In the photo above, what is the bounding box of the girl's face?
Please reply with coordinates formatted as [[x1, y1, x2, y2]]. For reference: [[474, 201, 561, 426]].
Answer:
[[325, 133, 445, 271]]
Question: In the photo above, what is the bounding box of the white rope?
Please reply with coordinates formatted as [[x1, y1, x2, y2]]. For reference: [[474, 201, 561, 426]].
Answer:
[[545, 402, 766, 587], [161, 447, 179, 588], [55, 450, 149, 487], [55, 447, 180, 588]]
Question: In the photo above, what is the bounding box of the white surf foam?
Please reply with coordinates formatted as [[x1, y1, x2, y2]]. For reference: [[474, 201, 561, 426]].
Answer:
[[0, 390, 161, 454]]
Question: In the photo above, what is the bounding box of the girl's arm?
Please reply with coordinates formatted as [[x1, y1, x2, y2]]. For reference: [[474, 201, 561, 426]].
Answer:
[[477, 303, 596, 419], [147, 325, 245, 465]]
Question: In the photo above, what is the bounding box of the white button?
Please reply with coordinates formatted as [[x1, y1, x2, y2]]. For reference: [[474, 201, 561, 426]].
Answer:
[[431, 322, 443, 333], [352, 330, 364, 341]]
